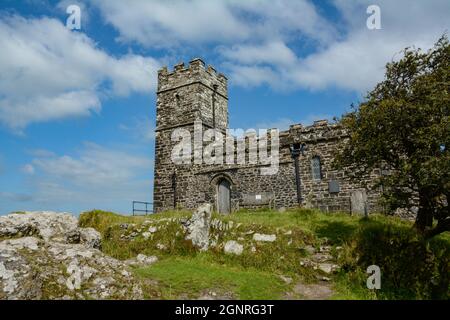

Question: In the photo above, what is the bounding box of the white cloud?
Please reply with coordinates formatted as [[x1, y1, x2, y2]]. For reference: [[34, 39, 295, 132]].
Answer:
[[0, 15, 160, 132], [1, 0, 448, 133], [223, 1, 449, 92], [92, 0, 448, 93], [119, 116, 155, 142], [90, 0, 335, 47], [26, 142, 153, 209], [32, 142, 152, 187], [223, 64, 279, 88], [219, 41, 297, 67]]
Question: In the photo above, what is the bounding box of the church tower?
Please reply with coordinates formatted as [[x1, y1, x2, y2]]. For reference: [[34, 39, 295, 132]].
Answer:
[[153, 58, 228, 212]]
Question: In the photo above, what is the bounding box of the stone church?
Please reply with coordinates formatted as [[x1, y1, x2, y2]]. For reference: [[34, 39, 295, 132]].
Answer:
[[153, 58, 381, 214]]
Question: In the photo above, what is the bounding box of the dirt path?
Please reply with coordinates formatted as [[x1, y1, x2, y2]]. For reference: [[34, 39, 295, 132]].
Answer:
[[284, 281, 335, 300]]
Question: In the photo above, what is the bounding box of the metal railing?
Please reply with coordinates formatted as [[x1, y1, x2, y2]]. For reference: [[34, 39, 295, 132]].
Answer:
[[132, 201, 153, 216]]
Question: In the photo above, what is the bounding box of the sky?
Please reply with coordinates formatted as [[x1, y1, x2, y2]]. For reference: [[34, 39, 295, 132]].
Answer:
[[0, 0, 448, 215]]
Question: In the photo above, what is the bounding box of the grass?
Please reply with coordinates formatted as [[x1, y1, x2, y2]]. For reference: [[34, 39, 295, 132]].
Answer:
[[79, 208, 450, 300], [134, 254, 290, 299]]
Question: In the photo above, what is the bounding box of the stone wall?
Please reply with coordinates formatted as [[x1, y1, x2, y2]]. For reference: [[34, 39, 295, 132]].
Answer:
[[153, 60, 382, 214]]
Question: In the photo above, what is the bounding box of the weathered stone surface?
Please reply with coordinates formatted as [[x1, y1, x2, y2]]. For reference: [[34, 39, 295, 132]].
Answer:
[[223, 240, 243, 255], [0, 211, 102, 250], [253, 233, 277, 242], [125, 254, 158, 267], [0, 212, 143, 300], [299, 244, 340, 275], [317, 263, 339, 274], [350, 190, 368, 216], [142, 232, 151, 240], [183, 204, 212, 251], [0, 211, 78, 241], [137, 254, 157, 265], [66, 228, 101, 249], [290, 282, 334, 300]]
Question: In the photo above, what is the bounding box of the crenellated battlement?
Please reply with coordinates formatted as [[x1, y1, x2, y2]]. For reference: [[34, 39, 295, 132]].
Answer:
[[157, 58, 227, 96], [278, 119, 347, 146]]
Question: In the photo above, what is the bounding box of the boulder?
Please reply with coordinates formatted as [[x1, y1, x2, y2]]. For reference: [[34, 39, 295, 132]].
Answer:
[[137, 254, 158, 265], [0, 211, 143, 300], [224, 240, 243, 255], [126, 254, 158, 266], [142, 232, 151, 240], [318, 263, 339, 274], [183, 204, 212, 251], [253, 233, 277, 242], [148, 226, 158, 233]]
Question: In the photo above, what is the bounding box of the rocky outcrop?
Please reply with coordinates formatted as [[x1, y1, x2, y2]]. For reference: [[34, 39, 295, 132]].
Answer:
[[0, 212, 143, 300], [0, 211, 78, 242], [183, 204, 212, 251]]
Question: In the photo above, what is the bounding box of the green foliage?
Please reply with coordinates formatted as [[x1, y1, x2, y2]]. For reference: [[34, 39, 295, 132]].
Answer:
[[338, 219, 450, 299], [335, 35, 450, 236]]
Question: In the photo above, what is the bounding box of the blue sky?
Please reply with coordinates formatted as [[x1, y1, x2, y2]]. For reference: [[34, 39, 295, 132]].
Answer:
[[0, 0, 448, 215]]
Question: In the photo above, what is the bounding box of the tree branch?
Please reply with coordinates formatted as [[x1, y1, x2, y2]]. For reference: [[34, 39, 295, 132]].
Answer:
[[425, 217, 450, 239]]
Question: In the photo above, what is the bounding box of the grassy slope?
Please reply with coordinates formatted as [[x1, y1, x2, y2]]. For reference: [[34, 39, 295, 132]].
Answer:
[[134, 255, 288, 299], [79, 209, 450, 300]]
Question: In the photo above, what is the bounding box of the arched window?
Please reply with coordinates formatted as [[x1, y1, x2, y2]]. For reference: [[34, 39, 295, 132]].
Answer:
[[311, 156, 322, 181]]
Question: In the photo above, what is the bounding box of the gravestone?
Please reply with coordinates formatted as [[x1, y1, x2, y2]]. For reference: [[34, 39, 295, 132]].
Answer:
[[350, 189, 368, 216]]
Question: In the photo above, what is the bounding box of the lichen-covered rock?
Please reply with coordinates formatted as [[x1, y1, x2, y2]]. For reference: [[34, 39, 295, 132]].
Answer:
[[125, 254, 159, 267], [65, 227, 101, 249], [223, 240, 243, 255], [0, 212, 143, 300], [183, 204, 212, 251], [0, 211, 78, 242], [317, 263, 339, 274], [253, 233, 277, 242]]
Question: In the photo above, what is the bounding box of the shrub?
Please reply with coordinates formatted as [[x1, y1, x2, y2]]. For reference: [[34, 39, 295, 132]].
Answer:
[[340, 220, 449, 299]]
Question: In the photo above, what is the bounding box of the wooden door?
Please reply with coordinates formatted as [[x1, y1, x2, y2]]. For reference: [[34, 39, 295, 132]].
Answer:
[[218, 179, 231, 214]]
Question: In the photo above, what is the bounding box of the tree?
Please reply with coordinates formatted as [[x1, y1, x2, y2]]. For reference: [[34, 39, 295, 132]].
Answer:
[[335, 35, 449, 238]]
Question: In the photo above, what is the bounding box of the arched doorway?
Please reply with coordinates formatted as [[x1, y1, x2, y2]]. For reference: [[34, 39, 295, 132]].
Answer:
[[217, 178, 231, 214]]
